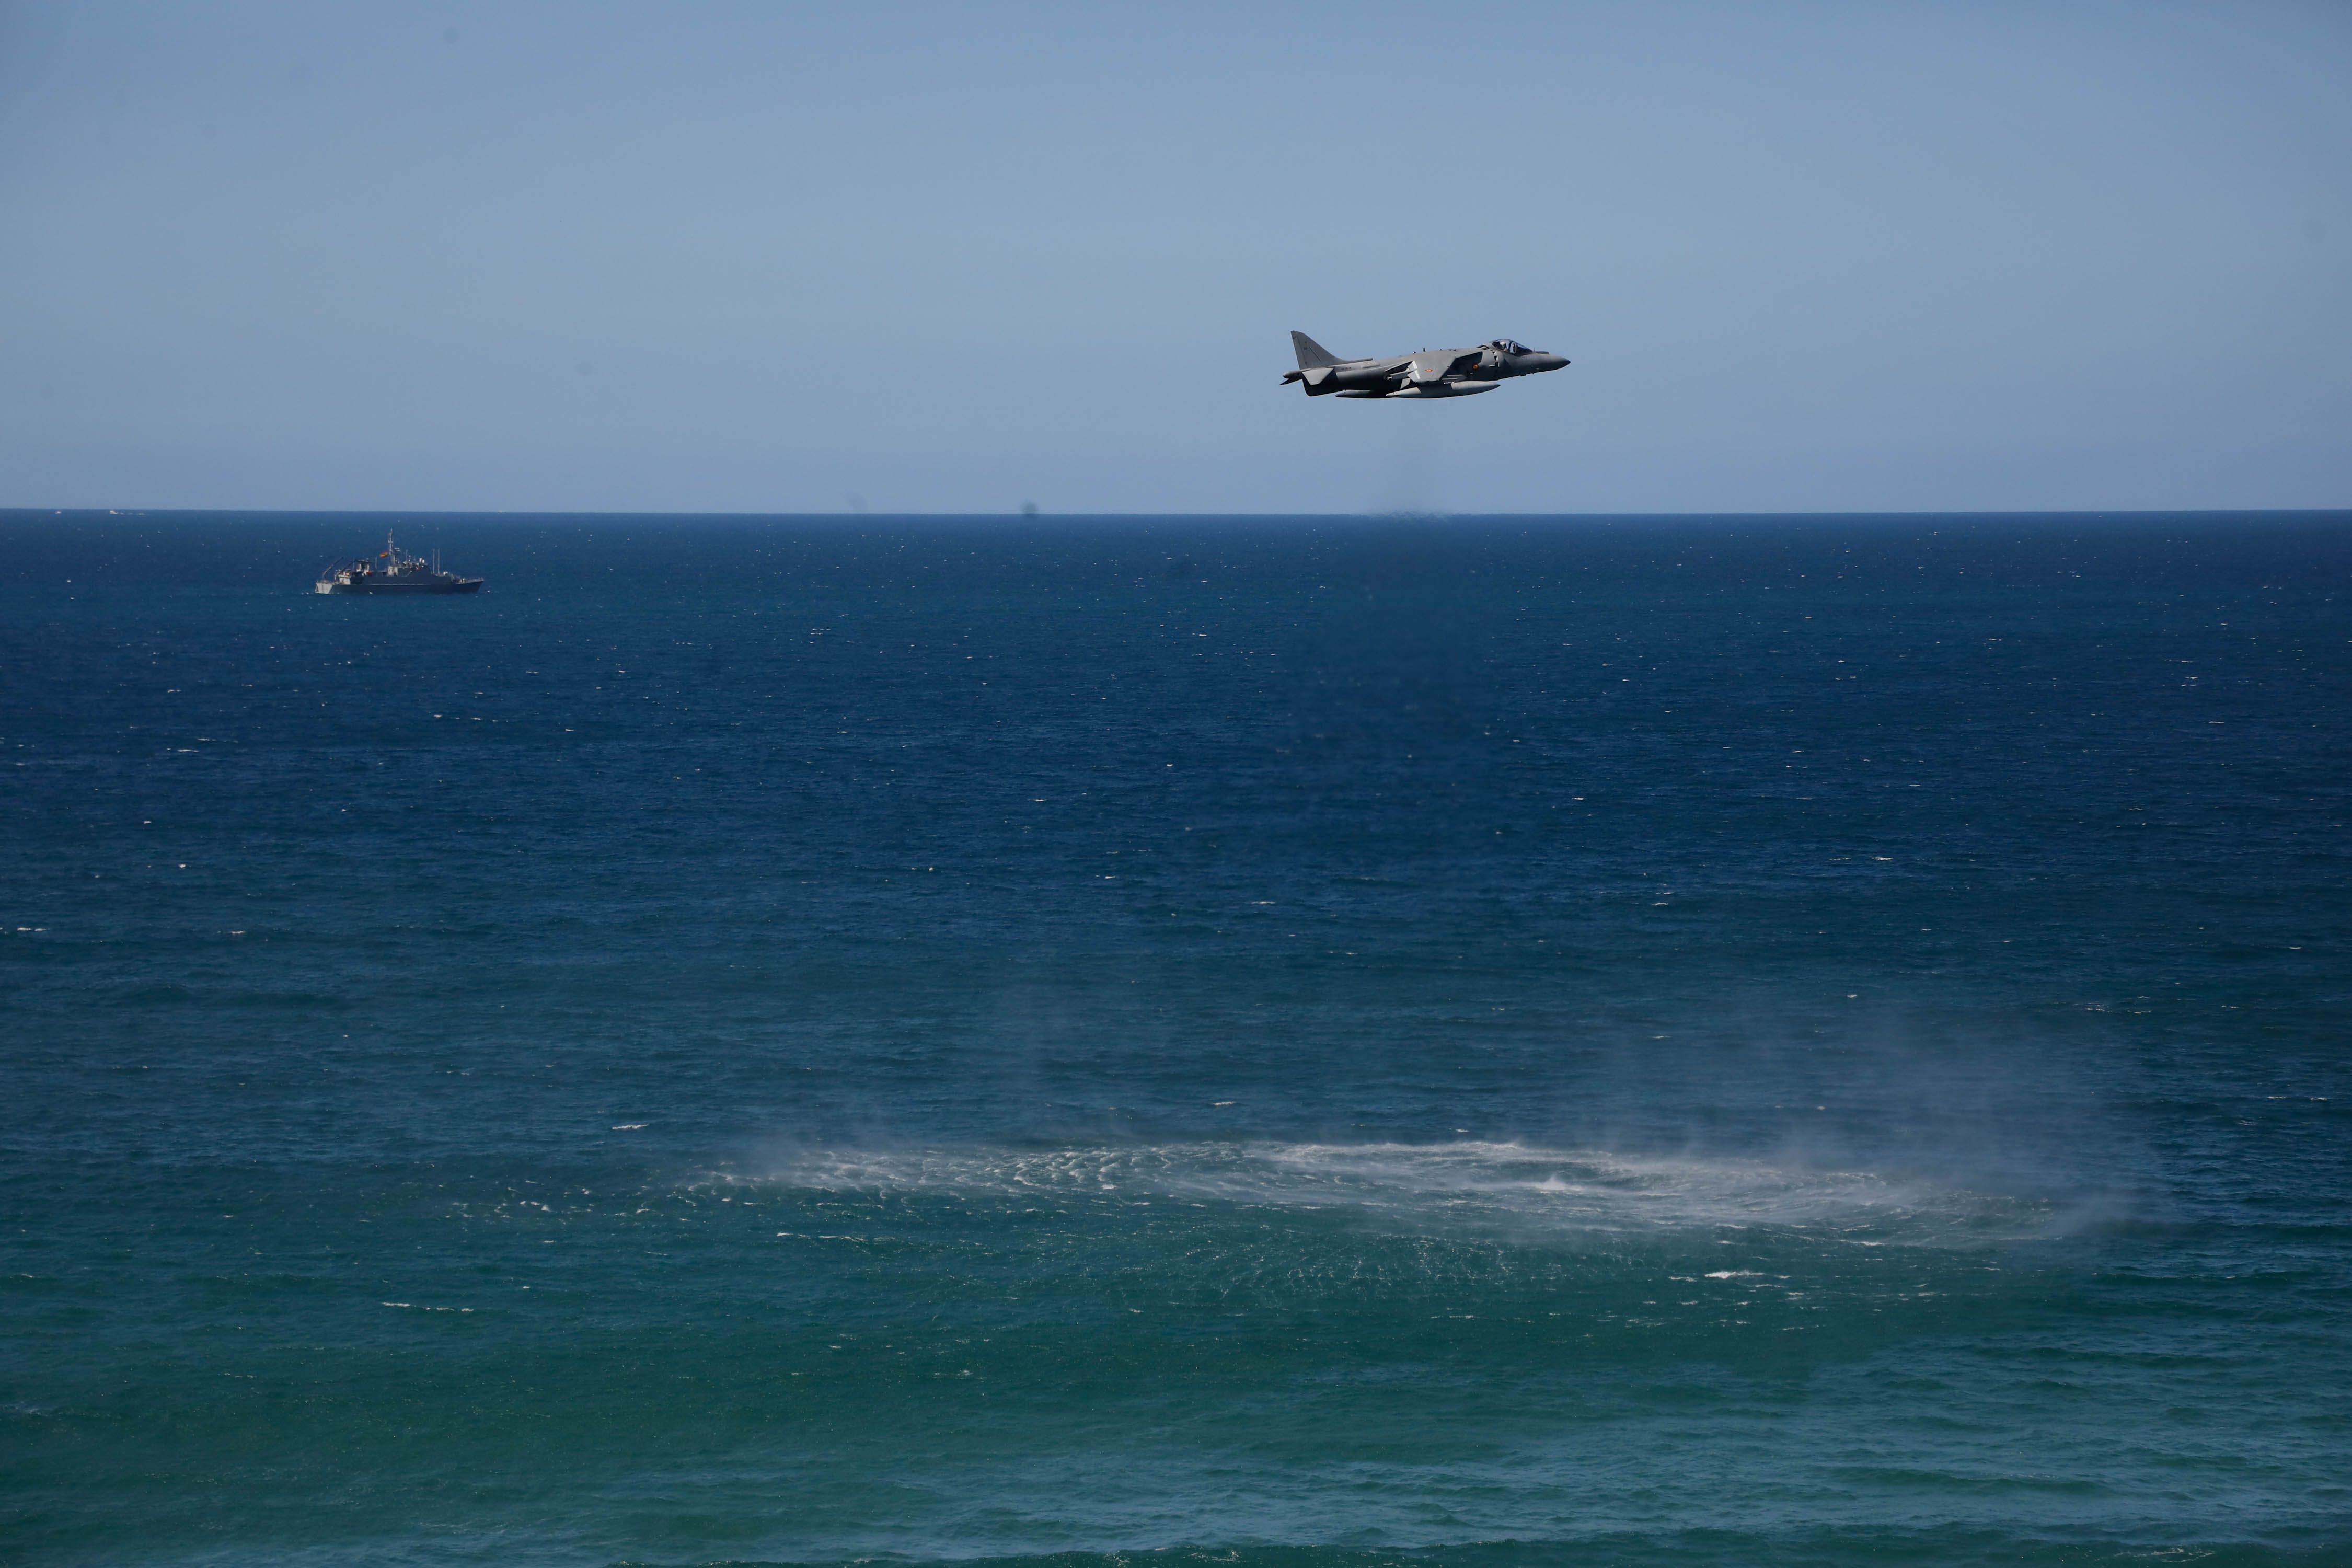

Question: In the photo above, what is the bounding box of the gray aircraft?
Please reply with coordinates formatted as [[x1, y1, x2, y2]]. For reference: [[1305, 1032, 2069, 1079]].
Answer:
[[1282, 331, 1567, 399]]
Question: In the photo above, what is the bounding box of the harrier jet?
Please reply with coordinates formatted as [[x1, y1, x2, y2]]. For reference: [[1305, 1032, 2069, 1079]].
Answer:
[[1281, 331, 1567, 399]]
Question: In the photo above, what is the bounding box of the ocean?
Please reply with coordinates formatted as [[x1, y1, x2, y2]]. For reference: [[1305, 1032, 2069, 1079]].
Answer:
[[3, 512, 2347, 1567]]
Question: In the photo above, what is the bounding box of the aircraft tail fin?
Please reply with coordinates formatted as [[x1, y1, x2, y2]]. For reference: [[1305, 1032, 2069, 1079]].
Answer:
[[1290, 331, 1343, 370]]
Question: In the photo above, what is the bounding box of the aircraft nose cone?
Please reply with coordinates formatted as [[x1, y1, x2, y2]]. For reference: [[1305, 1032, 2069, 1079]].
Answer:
[[1532, 353, 1569, 372]]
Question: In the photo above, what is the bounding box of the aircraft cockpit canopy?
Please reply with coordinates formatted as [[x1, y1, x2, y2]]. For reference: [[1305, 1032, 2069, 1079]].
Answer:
[[1491, 339, 1531, 356]]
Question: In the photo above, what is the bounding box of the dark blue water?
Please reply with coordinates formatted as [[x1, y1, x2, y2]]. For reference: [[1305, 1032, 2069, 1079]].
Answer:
[[5, 512, 2349, 1567]]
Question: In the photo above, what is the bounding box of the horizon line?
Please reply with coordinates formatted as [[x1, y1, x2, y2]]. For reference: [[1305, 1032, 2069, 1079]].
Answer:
[[6, 506, 2349, 523]]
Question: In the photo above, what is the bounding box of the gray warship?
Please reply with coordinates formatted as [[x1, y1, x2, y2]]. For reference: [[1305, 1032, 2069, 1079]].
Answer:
[[316, 531, 483, 595]]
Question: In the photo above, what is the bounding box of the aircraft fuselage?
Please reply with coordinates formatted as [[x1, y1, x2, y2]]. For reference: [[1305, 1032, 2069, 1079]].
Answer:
[[1283, 333, 1568, 400]]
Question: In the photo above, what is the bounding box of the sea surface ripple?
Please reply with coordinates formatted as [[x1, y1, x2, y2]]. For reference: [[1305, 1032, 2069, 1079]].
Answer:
[[3, 512, 2347, 1567]]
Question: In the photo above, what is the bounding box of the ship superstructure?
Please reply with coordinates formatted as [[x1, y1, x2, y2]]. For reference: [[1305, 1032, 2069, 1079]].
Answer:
[[316, 531, 483, 595]]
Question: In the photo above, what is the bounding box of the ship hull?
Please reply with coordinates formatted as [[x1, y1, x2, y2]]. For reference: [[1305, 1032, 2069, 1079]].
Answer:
[[317, 578, 484, 595]]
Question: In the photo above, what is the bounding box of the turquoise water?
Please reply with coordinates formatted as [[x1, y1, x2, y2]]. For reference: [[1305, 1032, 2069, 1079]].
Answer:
[[4, 513, 2348, 1566]]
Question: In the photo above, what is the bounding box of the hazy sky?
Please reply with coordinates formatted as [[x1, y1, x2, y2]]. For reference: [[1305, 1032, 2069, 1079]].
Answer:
[[3, 2, 2347, 514]]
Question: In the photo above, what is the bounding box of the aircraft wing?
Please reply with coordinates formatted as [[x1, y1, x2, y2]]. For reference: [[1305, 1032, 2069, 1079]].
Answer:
[[1403, 350, 1479, 385]]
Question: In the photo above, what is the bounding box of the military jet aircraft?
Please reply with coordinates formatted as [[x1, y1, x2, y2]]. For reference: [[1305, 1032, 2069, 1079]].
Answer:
[[1282, 331, 1568, 399]]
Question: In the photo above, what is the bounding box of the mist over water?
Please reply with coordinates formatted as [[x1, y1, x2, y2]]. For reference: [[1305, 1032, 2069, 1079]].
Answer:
[[3, 513, 2348, 1566]]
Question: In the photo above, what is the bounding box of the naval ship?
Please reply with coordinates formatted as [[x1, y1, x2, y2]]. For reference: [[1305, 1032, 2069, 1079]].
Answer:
[[316, 532, 483, 595]]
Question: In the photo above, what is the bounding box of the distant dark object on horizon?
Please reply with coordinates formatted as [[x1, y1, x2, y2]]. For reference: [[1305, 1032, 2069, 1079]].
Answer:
[[315, 530, 483, 594], [1282, 331, 1567, 400]]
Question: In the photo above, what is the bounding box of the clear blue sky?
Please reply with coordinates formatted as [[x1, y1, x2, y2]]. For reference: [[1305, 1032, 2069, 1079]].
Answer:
[[3, 2, 2346, 514]]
